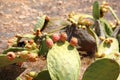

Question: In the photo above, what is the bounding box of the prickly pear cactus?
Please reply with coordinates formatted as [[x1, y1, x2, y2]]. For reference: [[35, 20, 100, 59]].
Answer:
[[2, 47, 26, 54], [39, 37, 49, 56], [33, 70, 51, 80], [96, 37, 119, 58], [100, 18, 113, 37], [82, 58, 120, 80], [117, 74, 120, 80], [47, 41, 80, 80], [0, 54, 26, 67], [92, 1, 100, 20], [34, 15, 46, 31], [87, 27, 100, 49], [68, 13, 93, 24]]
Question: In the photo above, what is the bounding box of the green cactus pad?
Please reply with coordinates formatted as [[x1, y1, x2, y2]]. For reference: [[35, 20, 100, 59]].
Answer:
[[82, 58, 120, 80], [0, 54, 26, 67], [100, 18, 113, 37], [44, 18, 70, 33], [33, 70, 51, 80], [117, 74, 120, 80], [93, 1, 100, 20], [47, 41, 80, 80], [34, 15, 46, 31], [118, 34, 120, 51], [96, 37, 119, 58], [87, 27, 100, 49], [39, 37, 49, 56], [22, 34, 35, 39], [2, 47, 26, 54], [94, 20, 105, 38]]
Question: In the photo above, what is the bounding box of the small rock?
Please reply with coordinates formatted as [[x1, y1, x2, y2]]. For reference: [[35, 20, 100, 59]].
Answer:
[[31, 9, 37, 13], [23, 23, 30, 27], [31, 21, 36, 25], [19, 15, 26, 19], [57, 1, 63, 5], [15, 9, 20, 13], [0, 11, 4, 16]]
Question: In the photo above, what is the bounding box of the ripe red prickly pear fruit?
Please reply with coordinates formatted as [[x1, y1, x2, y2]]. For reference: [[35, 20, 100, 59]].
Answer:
[[60, 32, 67, 42], [70, 37, 78, 47], [7, 52, 16, 60], [46, 38, 54, 48], [28, 40, 34, 45], [52, 33, 60, 42]]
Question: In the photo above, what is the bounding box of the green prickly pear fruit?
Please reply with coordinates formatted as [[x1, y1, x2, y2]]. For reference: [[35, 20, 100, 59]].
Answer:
[[19, 51, 29, 59], [6, 52, 16, 60], [46, 38, 54, 48], [104, 38, 113, 44], [27, 53, 38, 62], [52, 33, 60, 42], [28, 71, 37, 78]]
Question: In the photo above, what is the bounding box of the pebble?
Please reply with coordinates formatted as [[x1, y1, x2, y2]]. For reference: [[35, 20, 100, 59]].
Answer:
[[57, 1, 63, 5], [19, 15, 26, 19], [31, 21, 36, 25], [0, 11, 4, 16], [23, 23, 30, 26]]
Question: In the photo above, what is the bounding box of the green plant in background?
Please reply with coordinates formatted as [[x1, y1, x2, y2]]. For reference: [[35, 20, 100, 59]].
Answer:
[[0, 1, 120, 80]]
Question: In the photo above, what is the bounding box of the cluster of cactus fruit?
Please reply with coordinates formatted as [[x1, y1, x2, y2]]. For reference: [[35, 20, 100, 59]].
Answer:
[[46, 32, 78, 48], [6, 39, 39, 62], [0, 1, 120, 80]]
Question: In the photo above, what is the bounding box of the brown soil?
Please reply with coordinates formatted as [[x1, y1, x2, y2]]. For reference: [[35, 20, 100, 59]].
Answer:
[[0, 0, 120, 80]]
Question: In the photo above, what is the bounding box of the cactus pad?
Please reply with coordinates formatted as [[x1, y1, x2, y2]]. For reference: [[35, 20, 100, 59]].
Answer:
[[2, 47, 26, 54], [100, 18, 113, 37], [0, 54, 26, 67], [96, 37, 119, 58], [82, 58, 120, 80], [93, 1, 100, 20], [47, 41, 80, 80], [117, 75, 120, 80], [33, 70, 51, 80], [34, 15, 46, 31]]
